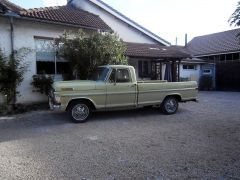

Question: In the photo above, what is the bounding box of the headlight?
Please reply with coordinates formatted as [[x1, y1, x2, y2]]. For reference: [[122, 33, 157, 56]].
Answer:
[[54, 94, 61, 104]]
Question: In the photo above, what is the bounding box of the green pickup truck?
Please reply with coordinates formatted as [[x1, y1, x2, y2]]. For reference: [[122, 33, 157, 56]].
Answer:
[[49, 65, 198, 123]]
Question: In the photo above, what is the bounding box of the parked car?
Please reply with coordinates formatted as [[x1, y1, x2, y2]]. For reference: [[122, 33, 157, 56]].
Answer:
[[49, 65, 198, 123]]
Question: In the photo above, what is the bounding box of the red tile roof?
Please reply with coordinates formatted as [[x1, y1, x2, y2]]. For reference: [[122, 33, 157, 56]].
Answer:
[[0, 0, 23, 13], [126, 42, 191, 59], [0, 0, 111, 31], [20, 6, 111, 31]]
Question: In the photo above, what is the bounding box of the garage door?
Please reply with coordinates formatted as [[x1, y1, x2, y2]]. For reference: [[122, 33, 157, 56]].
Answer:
[[216, 62, 240, 91]]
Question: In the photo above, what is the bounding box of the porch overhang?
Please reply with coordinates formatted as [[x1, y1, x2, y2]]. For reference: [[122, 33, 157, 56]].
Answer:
[[125, 42, 191, 60], [125, 42, 193, 82]]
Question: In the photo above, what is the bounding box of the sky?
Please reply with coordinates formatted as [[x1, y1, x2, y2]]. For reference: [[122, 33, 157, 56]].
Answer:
[[10, 0, 239, 45]]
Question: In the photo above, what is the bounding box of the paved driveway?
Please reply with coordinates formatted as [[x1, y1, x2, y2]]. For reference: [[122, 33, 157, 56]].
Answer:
[[0, 92, 240, 179]]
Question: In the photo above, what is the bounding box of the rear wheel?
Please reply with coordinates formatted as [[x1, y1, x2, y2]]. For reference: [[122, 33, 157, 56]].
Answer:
[[68, 101, 92, 123], [161, 96, 179, 115]]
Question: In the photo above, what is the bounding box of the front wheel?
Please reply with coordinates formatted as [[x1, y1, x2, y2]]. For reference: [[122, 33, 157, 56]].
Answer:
[[68, 101, 92, 123], [161, 97, 179, 115]]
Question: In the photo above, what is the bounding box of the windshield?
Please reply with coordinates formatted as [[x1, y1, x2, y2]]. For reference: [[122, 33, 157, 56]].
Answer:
[[89, 67, 109, 81]]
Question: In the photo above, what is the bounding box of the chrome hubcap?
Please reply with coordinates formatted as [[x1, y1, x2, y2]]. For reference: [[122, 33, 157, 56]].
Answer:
[[72, 104, 89, 121], [165, 99, 177, 113]]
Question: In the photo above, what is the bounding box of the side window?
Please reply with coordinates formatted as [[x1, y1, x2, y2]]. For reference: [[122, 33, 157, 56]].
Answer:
[[109, 69, 116, 83], [116, 69, 131, 83]]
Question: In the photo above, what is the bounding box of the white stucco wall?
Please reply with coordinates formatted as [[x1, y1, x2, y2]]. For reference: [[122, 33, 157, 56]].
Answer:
[[180, 64, 201, 82], [0, 16, 92, 103], [71, 0, 159, 44]]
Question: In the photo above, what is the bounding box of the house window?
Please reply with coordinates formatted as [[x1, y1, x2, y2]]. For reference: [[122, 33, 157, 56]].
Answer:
[[183, 64, 197, 70], [138, 60, 150, 78], [203, 69, 212, 75], [35, 38, 69, 75]]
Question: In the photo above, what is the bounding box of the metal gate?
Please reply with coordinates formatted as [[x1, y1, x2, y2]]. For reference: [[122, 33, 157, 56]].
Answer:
[[216, 62, 240, 91]]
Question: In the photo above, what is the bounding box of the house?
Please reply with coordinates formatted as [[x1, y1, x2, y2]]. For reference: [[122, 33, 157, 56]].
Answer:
[[0, 0, 111, 103], [0, 0, 201, 104], [186, 28, 240, 91]]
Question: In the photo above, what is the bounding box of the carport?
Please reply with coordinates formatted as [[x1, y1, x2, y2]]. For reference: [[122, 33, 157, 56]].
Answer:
[[125, 42, 191, 82]]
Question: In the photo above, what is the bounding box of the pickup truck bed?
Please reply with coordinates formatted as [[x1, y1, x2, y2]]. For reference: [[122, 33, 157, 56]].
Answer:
[[137, 81, 197, 106]]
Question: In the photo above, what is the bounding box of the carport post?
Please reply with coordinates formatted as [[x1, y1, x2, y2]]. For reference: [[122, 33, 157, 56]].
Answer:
[[178, 60, 181, 82]]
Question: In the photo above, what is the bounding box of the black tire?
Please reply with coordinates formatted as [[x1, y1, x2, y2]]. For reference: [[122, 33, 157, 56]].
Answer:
[[161, 96, 179, 115], [68, 101, 92, 123]]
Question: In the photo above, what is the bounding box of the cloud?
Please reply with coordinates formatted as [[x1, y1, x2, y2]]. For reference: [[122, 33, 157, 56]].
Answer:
[[43, 0, 67, 6]]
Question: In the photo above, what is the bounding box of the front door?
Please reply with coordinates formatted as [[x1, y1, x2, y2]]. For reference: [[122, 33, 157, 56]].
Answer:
[[106, 68, 137, 108]]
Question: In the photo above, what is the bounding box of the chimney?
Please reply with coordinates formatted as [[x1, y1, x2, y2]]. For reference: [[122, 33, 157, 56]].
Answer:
[[185, 33, 188, 46]]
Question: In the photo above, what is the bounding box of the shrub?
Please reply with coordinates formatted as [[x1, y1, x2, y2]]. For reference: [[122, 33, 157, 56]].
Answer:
[[31, 75, 54, 96], [0, 48, 30, 106], [57, 30, 128, 80]]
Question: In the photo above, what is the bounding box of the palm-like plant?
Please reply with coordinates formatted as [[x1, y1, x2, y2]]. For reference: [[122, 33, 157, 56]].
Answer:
[[229, 1, 240, 26]]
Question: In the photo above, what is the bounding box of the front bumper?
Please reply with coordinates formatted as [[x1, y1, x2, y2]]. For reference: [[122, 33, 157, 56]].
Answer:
[[48, 96, 62, 111]]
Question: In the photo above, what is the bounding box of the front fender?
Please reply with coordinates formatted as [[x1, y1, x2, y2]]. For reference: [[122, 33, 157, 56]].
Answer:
[[65, 97, 98, 111]]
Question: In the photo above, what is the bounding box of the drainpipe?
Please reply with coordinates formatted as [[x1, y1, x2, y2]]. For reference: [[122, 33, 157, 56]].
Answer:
[[9, 15, 16, 106], [10, 17, 14, 54], [10, 16, 14, 55], [4, 11, 20, 106], [5, 11, 19, 55]]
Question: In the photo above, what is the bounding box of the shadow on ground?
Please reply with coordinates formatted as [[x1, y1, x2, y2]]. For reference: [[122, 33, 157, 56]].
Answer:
[[0, 107, 178, 143]]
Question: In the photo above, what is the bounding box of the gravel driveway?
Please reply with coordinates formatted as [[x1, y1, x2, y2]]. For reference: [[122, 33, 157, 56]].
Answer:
[[0, 92, 240, 179]]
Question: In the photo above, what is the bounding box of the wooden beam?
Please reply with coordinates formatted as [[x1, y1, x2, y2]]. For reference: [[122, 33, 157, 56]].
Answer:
[[171, 60, 177, 82], [178, 60, 181, 82], [160, 62, 162, 80]]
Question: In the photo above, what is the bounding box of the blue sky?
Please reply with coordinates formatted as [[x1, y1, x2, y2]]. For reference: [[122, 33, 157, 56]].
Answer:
[[10, 0, 239, 45], [10, 0, 45, 8], [10, 0, 67, 8]]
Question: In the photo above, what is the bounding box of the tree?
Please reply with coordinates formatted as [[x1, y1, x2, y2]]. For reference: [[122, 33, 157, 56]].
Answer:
[[229, 1, 240, 26], [57, 30, 128, 79], [0, 48, 30, 108]]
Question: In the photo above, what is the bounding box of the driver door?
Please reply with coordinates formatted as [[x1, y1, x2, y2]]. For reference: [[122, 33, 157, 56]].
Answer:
[[106, 68, 137, 108]]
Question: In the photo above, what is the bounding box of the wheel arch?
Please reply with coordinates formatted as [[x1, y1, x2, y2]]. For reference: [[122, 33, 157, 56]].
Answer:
[[163, 94, 182, 102], [66, 98, 97, 112]]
